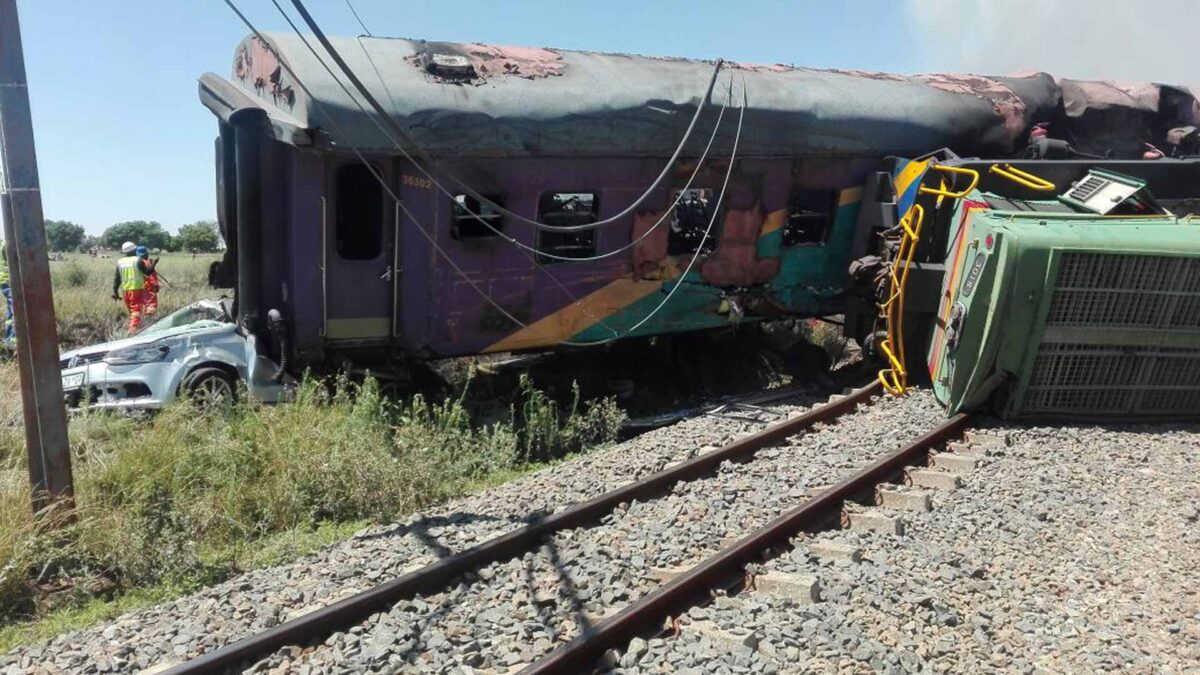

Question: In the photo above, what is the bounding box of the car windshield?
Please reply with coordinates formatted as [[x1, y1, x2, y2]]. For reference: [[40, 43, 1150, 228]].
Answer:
[[140, 304, 229, 336]]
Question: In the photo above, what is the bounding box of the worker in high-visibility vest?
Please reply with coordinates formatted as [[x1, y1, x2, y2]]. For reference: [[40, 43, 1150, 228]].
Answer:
[[136, 246, 160, 316], [111, 241, 154, 334], [0, 238, 12, 349]]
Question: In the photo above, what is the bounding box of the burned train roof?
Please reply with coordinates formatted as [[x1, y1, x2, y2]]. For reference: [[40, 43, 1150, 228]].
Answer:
[[198, 32, 1199, 160]]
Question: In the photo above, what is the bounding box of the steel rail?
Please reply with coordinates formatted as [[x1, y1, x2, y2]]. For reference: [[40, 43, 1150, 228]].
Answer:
[[163, 381, 881, 674], [520, 412, 971, 675]]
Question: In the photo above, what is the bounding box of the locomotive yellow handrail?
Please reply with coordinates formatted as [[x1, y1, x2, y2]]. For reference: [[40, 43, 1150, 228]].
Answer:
[[917, 165, 980, 199], [876, 203, 924, 396], [988, 163, 1056, 191]]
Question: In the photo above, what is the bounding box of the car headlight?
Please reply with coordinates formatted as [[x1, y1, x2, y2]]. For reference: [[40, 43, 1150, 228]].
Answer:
[[104, 343, 171, 365]]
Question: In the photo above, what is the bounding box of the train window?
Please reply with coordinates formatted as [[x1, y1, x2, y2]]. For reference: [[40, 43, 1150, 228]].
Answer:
[[536, 192, 598, 264], [668, 188, 718, 256], [335, 162, 384, 260], [783, 190, 837, 247], [451, 194, 504, 239]]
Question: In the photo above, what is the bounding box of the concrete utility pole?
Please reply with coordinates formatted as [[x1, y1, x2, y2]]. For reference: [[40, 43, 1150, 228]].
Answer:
[[0, 0, 75, 517]]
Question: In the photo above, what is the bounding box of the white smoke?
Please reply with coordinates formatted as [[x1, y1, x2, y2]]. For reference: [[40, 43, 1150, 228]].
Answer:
[[907, 0, 1199, 88]]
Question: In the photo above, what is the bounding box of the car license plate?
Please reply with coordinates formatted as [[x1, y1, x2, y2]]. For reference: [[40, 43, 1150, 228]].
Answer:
[[61, 372, 85, 390]]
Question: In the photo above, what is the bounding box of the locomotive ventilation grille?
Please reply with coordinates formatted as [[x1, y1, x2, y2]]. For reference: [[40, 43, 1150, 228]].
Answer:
[[1020, 252, 1200, 417]]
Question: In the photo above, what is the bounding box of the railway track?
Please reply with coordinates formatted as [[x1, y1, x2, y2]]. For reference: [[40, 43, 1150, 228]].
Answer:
[[9, 394, 1195, 674], [521, 414, 973, 674], [163, 382, 887, 673], [155, 382, 975, 674]]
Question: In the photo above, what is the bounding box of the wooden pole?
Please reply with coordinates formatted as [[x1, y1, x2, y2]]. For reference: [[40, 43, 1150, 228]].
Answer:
[[0, 0, 75, 517]]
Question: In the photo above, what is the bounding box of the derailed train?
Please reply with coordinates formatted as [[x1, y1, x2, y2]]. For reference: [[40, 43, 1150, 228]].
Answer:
[[198, 33, 1200, 419]]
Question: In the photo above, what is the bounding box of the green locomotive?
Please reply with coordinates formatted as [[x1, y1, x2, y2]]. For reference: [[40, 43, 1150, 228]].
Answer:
[[849, 155, 1200, 420]]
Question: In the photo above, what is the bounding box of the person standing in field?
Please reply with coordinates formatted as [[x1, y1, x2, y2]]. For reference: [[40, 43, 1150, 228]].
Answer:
[[112, 241, 153, 334], [136, 246, 160, 317], [0, 239, 13, 349]]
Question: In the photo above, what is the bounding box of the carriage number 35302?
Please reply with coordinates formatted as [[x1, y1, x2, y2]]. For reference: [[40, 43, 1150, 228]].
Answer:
[[402, 175, 433, 190]]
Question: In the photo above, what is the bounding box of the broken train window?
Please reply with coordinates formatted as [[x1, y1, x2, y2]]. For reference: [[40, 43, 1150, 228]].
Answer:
[[536, 192, 598, 264], [668, 188, 719, 256], [783, 189, 837, 247], [335, 162, 385, 260], [451, 194, 504, 239]]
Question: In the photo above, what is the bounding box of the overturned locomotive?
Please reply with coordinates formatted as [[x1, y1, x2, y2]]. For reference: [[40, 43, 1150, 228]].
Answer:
[[198, 33, 1200, 418]]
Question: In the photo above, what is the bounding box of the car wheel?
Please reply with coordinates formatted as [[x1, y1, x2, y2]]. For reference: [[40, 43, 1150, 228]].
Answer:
[[183, 367, 237, 409]]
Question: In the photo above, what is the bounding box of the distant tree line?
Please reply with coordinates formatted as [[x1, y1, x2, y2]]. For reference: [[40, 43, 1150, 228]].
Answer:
[[43, 219, 223, 253]]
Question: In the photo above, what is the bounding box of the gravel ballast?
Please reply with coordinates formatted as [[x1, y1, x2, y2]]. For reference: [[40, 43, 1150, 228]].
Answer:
[[6, 392, 1197, 675], [278, 392, 942, 674], [2, 388, 838, 674], [633, 421, 1200, 674]]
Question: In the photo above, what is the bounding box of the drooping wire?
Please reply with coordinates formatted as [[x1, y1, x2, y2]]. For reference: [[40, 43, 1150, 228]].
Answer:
[[221, 0, 533, 334], [270, 0, 619, 336], [570, 83, 747, 346], [347, 32, 731, 262], [271, 1, 628, 336], [343, 0, 372, 36], [288, 4, 734, 263], [219, 0, 745, 348], [290, 0, 725, 233], [271, 0, 728, 344]]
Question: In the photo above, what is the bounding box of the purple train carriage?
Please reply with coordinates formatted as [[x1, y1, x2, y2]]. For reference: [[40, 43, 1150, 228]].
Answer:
[[197, 33, 1200, 383]]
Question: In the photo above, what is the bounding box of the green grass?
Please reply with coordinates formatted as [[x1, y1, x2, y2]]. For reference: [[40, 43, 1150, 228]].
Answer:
[[0, 585, 180, 654], [50, 253, 220, 349], [0, 254, 627, 652], [0, 519, 367, 653]]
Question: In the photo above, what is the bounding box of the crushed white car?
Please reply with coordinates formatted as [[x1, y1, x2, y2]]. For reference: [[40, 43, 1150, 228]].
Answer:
[[58, 299, 291, 410]]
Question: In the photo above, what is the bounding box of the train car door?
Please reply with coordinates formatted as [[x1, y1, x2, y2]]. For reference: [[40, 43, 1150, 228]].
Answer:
[[322, 160, 396, 341]]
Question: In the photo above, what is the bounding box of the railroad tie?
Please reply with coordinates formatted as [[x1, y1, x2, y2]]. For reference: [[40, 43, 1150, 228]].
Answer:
[[946, 440, 991, 457], [875, 487, 933, 512], [929, 451, 981, 474], [688, 619, 762, 654], [841, 508, 905, 536], [905, 468, 963, 490], [964, 430, 1008, 448], [753, 571, 821, 603], [808, 540, 863, 563]]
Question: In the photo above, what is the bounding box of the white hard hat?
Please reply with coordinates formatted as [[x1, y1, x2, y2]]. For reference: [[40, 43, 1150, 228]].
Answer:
[[121, 241, 136, 254]]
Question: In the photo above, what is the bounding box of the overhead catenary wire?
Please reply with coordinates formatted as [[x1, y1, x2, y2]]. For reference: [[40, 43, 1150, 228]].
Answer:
[[344, 21, 735, 262], [343, 0, 371, 36], [221, 0, 532, 334], [304, 1, 746, 344], [272, 0, 740, 336], [578, 83, 747, 345], [267, 0, 624, 336], [290, 0, 725, 233], [285, 2, 735, 263], [273, 0, 738, 358], [220, 0, 745, 348]]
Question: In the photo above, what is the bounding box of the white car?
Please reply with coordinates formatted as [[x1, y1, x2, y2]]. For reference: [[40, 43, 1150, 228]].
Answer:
[[58, 299, 291, 410]]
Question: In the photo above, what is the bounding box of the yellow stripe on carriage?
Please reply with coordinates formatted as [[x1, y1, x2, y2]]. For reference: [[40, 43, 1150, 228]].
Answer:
[[482, 277, 665, 353]]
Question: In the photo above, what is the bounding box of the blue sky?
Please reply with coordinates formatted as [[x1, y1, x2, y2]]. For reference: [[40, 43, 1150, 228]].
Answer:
[[17, 0, 1197, 234]]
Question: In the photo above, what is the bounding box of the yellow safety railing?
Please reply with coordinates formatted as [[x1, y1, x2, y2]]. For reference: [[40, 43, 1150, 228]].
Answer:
[[918, 165, 980, 199], [876, 203, 925, 396], [988, 163, 1056, 191]]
